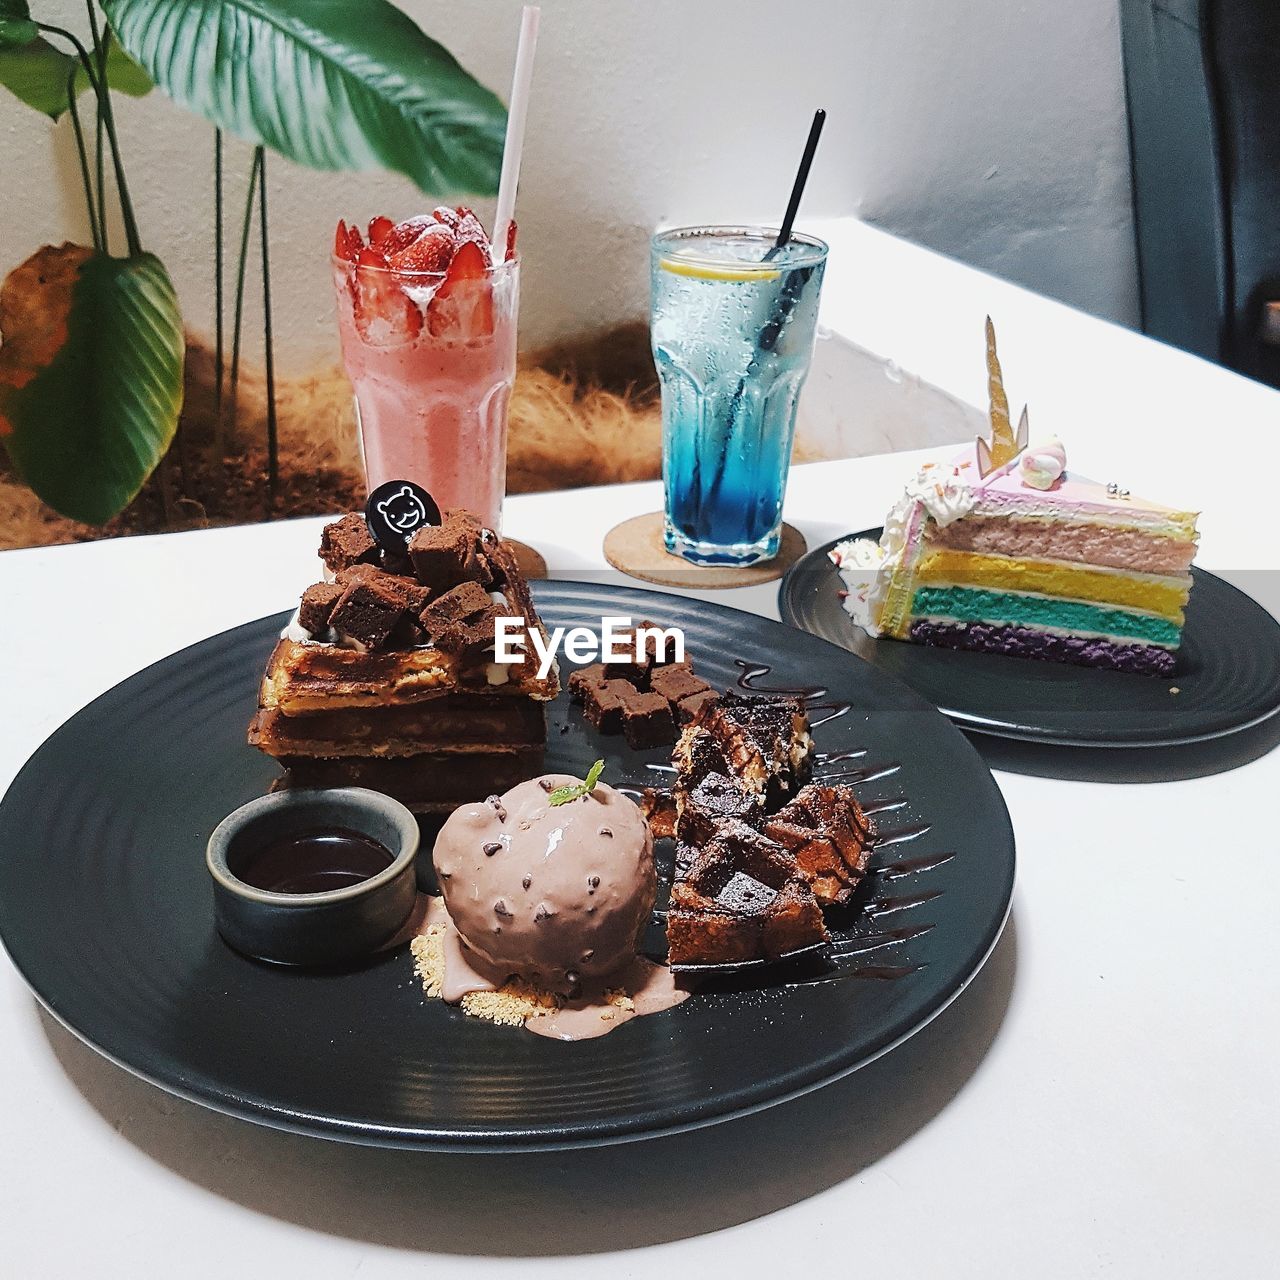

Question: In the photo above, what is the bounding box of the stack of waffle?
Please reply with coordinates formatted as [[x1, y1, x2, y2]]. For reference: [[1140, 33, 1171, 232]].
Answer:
[[659, 692, 878, 967], [249, 509, 559, 811]]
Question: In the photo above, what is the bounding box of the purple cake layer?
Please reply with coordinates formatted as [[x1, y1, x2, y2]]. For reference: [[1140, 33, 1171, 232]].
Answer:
[[909, 620, 1177, 676]]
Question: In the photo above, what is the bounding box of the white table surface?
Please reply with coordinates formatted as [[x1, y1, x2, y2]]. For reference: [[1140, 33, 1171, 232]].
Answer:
[[3, 221, 1279, 1277]]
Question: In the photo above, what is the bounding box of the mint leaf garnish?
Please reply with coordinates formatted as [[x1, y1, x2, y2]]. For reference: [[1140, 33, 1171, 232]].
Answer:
[[548, 759, 606, 806]]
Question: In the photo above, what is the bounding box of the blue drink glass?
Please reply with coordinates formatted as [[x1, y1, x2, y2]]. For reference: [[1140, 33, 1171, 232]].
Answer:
[[651, 226, 828, 566]]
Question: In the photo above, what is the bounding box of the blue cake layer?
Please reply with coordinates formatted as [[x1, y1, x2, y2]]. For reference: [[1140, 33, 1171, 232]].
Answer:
[[910, 586, 1182, 647]]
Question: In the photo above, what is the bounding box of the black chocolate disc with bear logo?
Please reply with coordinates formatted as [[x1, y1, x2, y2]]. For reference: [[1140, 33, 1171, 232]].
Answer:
[[365, 480, 441, 551]]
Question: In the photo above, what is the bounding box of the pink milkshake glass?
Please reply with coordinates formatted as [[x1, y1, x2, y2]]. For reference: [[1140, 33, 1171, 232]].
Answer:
[[332, 251, 519, 531]]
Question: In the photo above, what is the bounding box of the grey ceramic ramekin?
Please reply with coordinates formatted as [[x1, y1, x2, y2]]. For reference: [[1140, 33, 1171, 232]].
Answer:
[[207, 788, 419, 967]]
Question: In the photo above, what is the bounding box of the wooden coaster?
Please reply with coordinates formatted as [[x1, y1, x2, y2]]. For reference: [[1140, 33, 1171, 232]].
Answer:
[[603, 513, 807, 589], [505, 538, 548, 580]]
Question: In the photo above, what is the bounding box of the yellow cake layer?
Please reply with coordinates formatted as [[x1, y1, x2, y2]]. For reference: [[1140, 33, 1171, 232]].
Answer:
[[914, 549, 1190, 621]]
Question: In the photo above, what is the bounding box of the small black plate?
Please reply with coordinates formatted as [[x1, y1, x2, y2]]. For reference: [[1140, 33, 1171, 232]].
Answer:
[[0, 581, 1014, 1151], [780, 529, 1280, 748]]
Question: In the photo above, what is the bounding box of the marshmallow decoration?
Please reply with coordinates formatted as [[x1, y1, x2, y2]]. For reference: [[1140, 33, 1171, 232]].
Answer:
[[1020, 439, 1067, 490]]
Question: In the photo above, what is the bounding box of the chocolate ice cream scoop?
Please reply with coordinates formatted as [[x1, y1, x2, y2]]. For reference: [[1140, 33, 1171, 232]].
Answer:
[[433, 775, 655, 994]]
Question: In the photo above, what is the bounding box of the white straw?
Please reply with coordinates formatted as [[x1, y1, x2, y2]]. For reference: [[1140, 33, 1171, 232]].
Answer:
[[492, 5, 540, 257]]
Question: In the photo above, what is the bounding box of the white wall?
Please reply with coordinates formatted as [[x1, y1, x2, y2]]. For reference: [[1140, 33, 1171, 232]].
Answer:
[[1, 0, 1136, 375]]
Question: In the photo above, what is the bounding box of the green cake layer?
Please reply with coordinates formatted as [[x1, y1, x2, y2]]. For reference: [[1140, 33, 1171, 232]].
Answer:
[[910, 586, 1183, 647]]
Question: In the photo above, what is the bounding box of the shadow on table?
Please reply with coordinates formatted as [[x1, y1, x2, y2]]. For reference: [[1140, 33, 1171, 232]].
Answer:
[[37, 912, 1017, 1256], [970, 710, 1280, 784]]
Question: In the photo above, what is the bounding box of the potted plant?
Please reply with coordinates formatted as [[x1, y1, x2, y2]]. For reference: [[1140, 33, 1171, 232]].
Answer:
[[0, 0, 506, 525]]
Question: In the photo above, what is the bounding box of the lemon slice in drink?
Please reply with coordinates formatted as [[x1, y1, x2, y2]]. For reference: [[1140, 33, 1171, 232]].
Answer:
[[659, 258, 782, 282]]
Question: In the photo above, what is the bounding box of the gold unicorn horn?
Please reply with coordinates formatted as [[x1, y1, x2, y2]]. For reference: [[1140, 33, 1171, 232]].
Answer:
[[976, 317, 1026, 477]]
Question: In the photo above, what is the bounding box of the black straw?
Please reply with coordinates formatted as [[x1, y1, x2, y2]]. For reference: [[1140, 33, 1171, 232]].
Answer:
[[772, 108, 826, 253], [699, 108, 829, 529]]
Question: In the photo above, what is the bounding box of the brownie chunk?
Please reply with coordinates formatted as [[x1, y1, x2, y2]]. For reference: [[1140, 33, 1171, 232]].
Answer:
[[407, 510, 489, 592], [337, 563, 430, 614], [639, 786, 677, 839], [603, 619, 680, 683], [318, 514, 379, 574], [620, 689, 676, 749], [298, 582, 343, 634], [419, 580, 501, 659], [650, 662, 712, 705], [567, 663, 609, 701], [330, 576, 410, 650], [577, 678, 633, 734], [676, 688, 718, 724], [420, 580, 492, 624], [379, 545, 416, 577]]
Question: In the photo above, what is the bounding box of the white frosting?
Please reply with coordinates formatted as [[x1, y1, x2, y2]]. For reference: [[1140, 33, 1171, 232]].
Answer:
[[903, 461, 977, 528], [831, 461, 976, 636], [281, 608, 317, 644], [278, 606, 368, 653], [830, 538, 887, 636]]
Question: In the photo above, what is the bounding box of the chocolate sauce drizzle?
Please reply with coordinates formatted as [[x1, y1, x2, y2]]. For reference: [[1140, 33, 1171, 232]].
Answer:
[[818, 760, 901, 785], [734, 660, 828, 702], [829, 922, 936, 954], [611, 658, 957, 987], [860, 796, 908, 817], [877, 852, 956, 880], [864, 889, 943, 916], [807, 703, 852, 730], [875, 821, 932, 847]]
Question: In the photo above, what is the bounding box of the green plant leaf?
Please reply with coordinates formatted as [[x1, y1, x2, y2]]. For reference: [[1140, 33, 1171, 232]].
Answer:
[[0, 248, 184, 524], [76, 33, 155, 98], [0, 31, 152, 118], [0, 38, 76, 116], [0, 1, 38, 50], [102, 0, 507, 195]]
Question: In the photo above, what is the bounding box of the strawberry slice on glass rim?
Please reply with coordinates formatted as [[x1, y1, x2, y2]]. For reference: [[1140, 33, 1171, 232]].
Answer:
[[350, 247, 423, 348], [334, 219, 364, 263], [425, 241, 495, 341], [390, 223, 455, 276]]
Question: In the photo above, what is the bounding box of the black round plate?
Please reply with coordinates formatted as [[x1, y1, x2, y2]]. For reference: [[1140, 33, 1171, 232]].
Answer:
[[0, 581, 1014, 1151], [780, 530, 1280, 748]]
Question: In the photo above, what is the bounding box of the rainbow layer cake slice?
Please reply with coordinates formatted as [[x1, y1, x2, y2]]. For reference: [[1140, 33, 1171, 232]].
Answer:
[[832, 322, 1199, 676]]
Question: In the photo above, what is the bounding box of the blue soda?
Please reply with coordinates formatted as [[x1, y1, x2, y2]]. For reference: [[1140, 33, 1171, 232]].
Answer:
[[651, 227, 827, 565]]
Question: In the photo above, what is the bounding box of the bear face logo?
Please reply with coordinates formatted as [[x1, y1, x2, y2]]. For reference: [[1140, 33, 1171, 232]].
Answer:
[[375, 485, 429, 535]]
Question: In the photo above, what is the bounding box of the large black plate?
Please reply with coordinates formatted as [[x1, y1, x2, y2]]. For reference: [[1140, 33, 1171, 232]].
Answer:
[[0, 581, 1014, 1151], [780, 529, 1280, 747]]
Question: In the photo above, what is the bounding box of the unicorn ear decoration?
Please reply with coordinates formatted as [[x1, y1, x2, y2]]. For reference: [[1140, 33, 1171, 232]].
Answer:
[[975, 317, 1029, 478]]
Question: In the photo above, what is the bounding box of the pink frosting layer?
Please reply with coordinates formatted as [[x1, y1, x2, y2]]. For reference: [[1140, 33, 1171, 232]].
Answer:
[[946, 444, 1198, 536], [925, 516, 1196, 573]]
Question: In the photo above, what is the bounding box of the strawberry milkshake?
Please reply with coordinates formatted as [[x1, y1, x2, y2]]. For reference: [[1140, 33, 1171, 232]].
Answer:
[[333, 209, 519, 529]]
